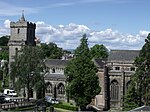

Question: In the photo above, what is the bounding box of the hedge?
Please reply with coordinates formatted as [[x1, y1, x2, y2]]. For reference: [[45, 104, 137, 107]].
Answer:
[[54, 103, 78, 111]]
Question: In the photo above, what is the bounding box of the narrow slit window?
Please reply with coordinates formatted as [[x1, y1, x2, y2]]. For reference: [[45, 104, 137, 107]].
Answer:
[[17, 29, 20, 34]]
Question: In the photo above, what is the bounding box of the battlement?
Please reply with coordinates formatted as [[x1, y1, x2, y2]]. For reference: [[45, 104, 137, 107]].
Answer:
[[10, 21, 36, 29]]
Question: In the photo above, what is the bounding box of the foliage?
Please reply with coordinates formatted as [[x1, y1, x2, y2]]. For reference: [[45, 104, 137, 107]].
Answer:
[[90, 44, 108, 59], [123, 81, 139, 111], [134, 33, 150, 106], [0, 46, 9, 60], [10, 45, 46, 100], [123, 33, 150, 110], [65, 34, 101, 110], [54, 103, 78, 111], [0, 35, 9, 46], [41, 42, 63, 59]]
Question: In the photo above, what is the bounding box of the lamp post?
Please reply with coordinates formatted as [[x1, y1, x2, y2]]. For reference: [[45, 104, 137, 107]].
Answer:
[[0, 59, 8, 88]]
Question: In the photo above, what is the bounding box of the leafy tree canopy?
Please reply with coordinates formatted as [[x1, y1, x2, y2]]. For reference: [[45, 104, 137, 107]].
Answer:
[[0, 35, 9, 46], [123, 81, 139, 111], [0, 46, 9, 60], [123, 33, 150, 110], [41, 42, 63, 59], [65, 34, 101, 110], [90, 44, 108, 59], [10, 45, 46, 100]]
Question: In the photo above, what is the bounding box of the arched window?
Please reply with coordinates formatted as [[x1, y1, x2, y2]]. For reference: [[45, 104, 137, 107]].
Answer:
[[110, 80, 119, 101], [126, 81, 131, 90], [57, 83, 65, 94], [52, 68, 55, 73], [46, 83, 52, 94]]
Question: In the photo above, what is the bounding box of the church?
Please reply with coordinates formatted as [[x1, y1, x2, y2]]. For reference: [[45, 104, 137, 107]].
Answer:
[[8, 14, 139, 110]]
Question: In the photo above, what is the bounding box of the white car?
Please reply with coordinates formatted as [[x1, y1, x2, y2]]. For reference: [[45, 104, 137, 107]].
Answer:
[[3, 89, 17, 97], [45, 96, 59, 104]]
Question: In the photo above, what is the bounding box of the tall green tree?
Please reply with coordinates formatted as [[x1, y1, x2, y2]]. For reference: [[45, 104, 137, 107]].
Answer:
[[65, 34, 101, 110], [10, 45, 45, 100], [41, 42, 63, 59], [90, 44, 108, 59], [134, 33, 150, 106], [123, 81, 139, 111], [123, 33, 150, 110]]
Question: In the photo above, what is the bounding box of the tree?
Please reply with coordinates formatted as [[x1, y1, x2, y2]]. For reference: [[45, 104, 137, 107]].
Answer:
[[0, 36, 9, 46], [0, 35, 9, 60], [90, 44, 108, 59], [10, 45, 45, 100], [123, 81, 139, 111], [65, 34, 101, 110], [134, 33, 150, 106], [123, 33, 150, 110], [0, 46, 9, 60], [41, 42, 63, 59]]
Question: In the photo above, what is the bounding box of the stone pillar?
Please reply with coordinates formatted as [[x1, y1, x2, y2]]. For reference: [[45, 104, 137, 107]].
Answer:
[[104, 66, 110, 110], [120, 70, 125, 108]]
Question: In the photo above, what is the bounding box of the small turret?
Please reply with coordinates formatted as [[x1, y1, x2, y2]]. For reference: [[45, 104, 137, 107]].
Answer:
[[19, 10, 25, 22]]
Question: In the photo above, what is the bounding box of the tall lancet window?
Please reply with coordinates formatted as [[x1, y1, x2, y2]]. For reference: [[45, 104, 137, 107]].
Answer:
[[110, 80, 120, 101], [58, 83, 65, 94]]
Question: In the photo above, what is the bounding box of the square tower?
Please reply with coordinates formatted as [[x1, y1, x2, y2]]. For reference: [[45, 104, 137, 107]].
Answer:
[[9, 13, 36, 62], [8, 12, 36, 88]]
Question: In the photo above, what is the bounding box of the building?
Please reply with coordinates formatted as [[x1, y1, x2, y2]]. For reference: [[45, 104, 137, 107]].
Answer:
[[43, 50, 139, 110], [8, 14, 140, 109], [44, 59, 69, 100], [93, 50, 139, 110], [107, 50, 139, 109], [8, 12, 36, 88]]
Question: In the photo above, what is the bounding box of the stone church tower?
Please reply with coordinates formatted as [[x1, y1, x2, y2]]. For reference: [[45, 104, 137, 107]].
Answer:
[[8, 12, 36, 87]]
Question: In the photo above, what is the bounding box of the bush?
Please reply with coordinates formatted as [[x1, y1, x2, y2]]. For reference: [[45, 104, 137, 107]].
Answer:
[[54, 103, 78, 111]]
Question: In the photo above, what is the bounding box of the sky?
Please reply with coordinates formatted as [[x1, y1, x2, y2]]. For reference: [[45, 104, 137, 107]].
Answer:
[[0, 0, 150, 50]]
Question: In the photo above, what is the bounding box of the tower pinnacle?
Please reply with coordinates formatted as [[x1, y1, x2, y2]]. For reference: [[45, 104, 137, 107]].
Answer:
[[19, 10, 25, 22]]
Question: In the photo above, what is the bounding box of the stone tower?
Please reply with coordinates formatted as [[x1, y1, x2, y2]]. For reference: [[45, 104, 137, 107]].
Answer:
[[8, 12, 36, 88]]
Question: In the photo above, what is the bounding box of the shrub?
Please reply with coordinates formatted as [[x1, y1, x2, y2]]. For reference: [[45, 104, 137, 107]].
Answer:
[[54, 103, 78, 111]]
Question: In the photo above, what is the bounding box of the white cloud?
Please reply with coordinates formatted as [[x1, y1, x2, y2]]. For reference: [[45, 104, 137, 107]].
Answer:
[[35, 21, 147, 50], [4, 20, 10, 28], [0, 19, 148, 50]]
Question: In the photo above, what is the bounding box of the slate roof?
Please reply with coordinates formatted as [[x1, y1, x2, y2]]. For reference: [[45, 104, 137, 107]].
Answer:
[[129, 105, 150, 111], [45, 59, 69, 68], [44, 73, 66, 81], [108, 50, 139, 62], [92, 58, 107, 69]]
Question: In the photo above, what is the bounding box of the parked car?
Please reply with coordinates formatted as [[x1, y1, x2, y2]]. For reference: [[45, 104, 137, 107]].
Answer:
[[3, 89, 17, 97], [0, 96, 5, 103], [45, 96, 59, 104], [0, 95, 10, 103], [4, 95, 11, 102]]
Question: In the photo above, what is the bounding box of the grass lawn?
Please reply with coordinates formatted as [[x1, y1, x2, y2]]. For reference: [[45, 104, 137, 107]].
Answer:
[[54, 107, 73, 112]]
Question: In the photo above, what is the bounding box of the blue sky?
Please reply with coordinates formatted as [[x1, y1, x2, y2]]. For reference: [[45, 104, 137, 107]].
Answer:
[[0, 0, 150, 50]]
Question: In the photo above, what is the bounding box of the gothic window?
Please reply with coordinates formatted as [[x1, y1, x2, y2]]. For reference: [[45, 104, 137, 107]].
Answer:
[[110, 80, 119, 101], [115, 67, 120, 70], [46, 83, 52, 94], [130, 67, 135, 71], [57, 83, 65, 95], [126, 81, 131, 90], [17, 29, 20, 34], [52, 68, 55, 73]]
